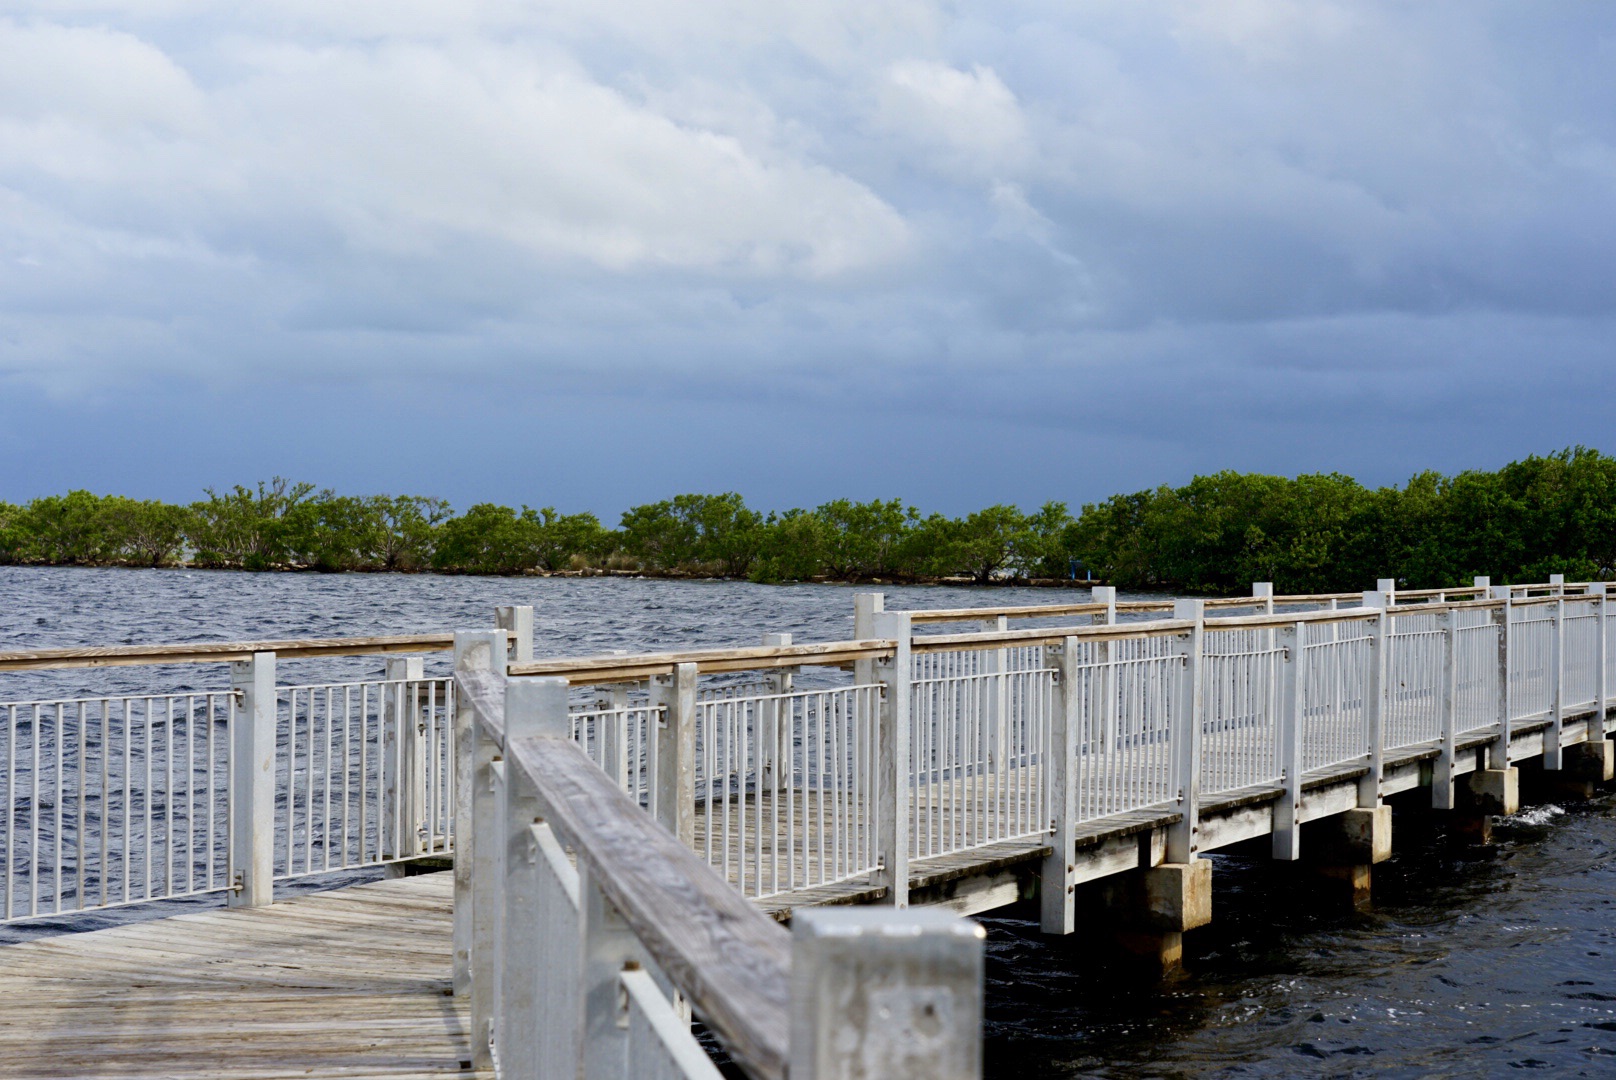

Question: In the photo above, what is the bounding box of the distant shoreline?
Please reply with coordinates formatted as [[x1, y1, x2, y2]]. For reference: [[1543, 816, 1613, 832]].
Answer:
[[0, 561, 1106, 589]]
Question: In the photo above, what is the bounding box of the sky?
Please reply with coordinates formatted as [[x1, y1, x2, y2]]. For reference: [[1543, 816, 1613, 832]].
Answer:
[[1, 1, 1613, 518]]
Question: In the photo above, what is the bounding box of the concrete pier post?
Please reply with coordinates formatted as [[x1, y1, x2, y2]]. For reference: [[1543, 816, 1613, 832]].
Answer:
[[1302, 805, 1391, 909]]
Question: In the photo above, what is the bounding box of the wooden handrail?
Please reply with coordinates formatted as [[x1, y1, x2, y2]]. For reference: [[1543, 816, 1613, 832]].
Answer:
[[913, 618, 1194, 652], [455, 664, 794, 1080], [507, 640, 896, 684], [905, 590, 1414, 625], [0, 580, 1575, 680], [0, 634, 455, 672]]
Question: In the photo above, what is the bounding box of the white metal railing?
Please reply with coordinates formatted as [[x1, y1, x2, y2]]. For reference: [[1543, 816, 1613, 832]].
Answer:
[[1, 691, 233, 920], [1300, 621, 1372, 770], [1200, 630, 1284, 795], [0, 639, 470, 923], [1564, 599, 1601, 710], [1386, 624, 1445, 750], [1511, 604, 1556, 720], [568, 698, 660, 812], [1073, 645, 1183, 822], [1455, 618, 1501, 735], [5, 579, 1614, 933], [275, 675, 456, 880], [697, 684, 881, 900], [909, 667, 1054, 860]]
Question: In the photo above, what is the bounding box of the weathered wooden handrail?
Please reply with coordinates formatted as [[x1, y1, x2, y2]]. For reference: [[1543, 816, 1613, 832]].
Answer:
[[0, 633, 455, 672], [507, 639, 895, 684], [0, 579, 1573, 677], [454, 646, 987, 1080], [908, 592, 1383, 624], [513, 731, 793, 1078]]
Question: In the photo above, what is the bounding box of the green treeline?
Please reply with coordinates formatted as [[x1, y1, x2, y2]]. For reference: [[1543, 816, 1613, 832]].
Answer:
[[2, 449, 1613, 592]]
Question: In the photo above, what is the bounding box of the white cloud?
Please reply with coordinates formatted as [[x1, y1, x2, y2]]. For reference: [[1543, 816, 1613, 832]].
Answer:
[[0, 0, 1613, 405], [0, 21, 205, 131], [0, 12, 913, 317], [879, 60, 1033, 180], [222, 42, 909, 275]]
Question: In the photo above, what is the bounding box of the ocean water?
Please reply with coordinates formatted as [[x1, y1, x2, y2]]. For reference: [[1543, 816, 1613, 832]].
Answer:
[[2, 566, 1613, 1075]]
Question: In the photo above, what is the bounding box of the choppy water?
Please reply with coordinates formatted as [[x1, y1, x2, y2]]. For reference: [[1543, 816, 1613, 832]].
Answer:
[[3, 567, 1614, 1075]]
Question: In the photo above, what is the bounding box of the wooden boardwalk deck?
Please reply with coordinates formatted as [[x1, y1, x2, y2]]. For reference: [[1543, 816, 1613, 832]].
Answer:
[[0, 872, 481, 1080]]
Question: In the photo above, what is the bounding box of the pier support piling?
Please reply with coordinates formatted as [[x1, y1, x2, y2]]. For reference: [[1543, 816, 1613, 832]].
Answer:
[[1141, 860, 1213, 932], [1308, 805, 1392, 866], [1300, 807, 1389, 909], [1461, 767, 1520, 817], [1094, 858, 1212, 975], [1565, 737, 1614, 783], [1527, 737, 1612, 802]]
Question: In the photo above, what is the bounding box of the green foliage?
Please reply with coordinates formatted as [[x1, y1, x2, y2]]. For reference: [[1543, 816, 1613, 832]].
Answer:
[[188, 478, 318, 569], [814, 499, 917, 578], [4, 448, 1614, 589], [432, 504, 605, 575], [0, 501, 20, 563], [1070, 447, 1616, 592], [107, 498, 193, 567], [619, 494, 763, 576], [16, 491, 117, 564]]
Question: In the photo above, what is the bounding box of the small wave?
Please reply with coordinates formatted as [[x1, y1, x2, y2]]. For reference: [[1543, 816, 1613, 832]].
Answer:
[[1508, 805, 1566, 826]]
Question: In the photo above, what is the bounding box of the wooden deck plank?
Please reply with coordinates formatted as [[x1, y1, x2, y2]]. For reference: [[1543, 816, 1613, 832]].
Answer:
[[0, 872, 484, 1080]]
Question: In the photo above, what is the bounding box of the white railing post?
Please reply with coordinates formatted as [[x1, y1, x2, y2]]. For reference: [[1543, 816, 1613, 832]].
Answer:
[[506, 816, 582, 1080], [1169, 600, 1204, 864], [1595, 583, 1609, 733], [595, 651, 631, 794], [1489, 586, 1513, 770], [1548, 594, 1565, 770], [1378, 577, 1397, 604], [982, 615, 1009, 777], [790, 907, 984, 1080], [762, 634, 793, 793], [383, 655, 426, 863], [1359, 590, 1390, 807], [1040, 636, 1080, 933], [651, 662, 697, 847], [471, 707, 510, 1068], [1433, 609, 1458, 810], [228, 650, 276, 909], [497, 605, 535, 665], [580, 868, 642, 1079], [500, 676, 571, 1080], [584, 650, 627, 794], [1273, 621, 1303, 860], [873, 610, 913, 907], [1254, 583, 1278, 738], [854, 592, 885, 668], [453, 629, 508, 998], [1091, 586, 1117, 751], [1549, 572, 1565, 596]]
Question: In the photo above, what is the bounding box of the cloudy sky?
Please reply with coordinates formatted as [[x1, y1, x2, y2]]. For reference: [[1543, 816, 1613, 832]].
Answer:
[[1, 1, 1612, 516]]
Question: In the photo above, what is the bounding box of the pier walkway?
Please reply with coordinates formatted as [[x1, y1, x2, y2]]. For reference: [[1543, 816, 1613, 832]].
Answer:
[[3, 576, 1614, 1079], [0, 872, 473, 1079]]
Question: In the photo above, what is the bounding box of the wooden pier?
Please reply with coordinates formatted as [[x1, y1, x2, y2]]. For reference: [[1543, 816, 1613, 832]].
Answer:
[[0, 872, 477, 1079], [2, 575, 1614, 1078]]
